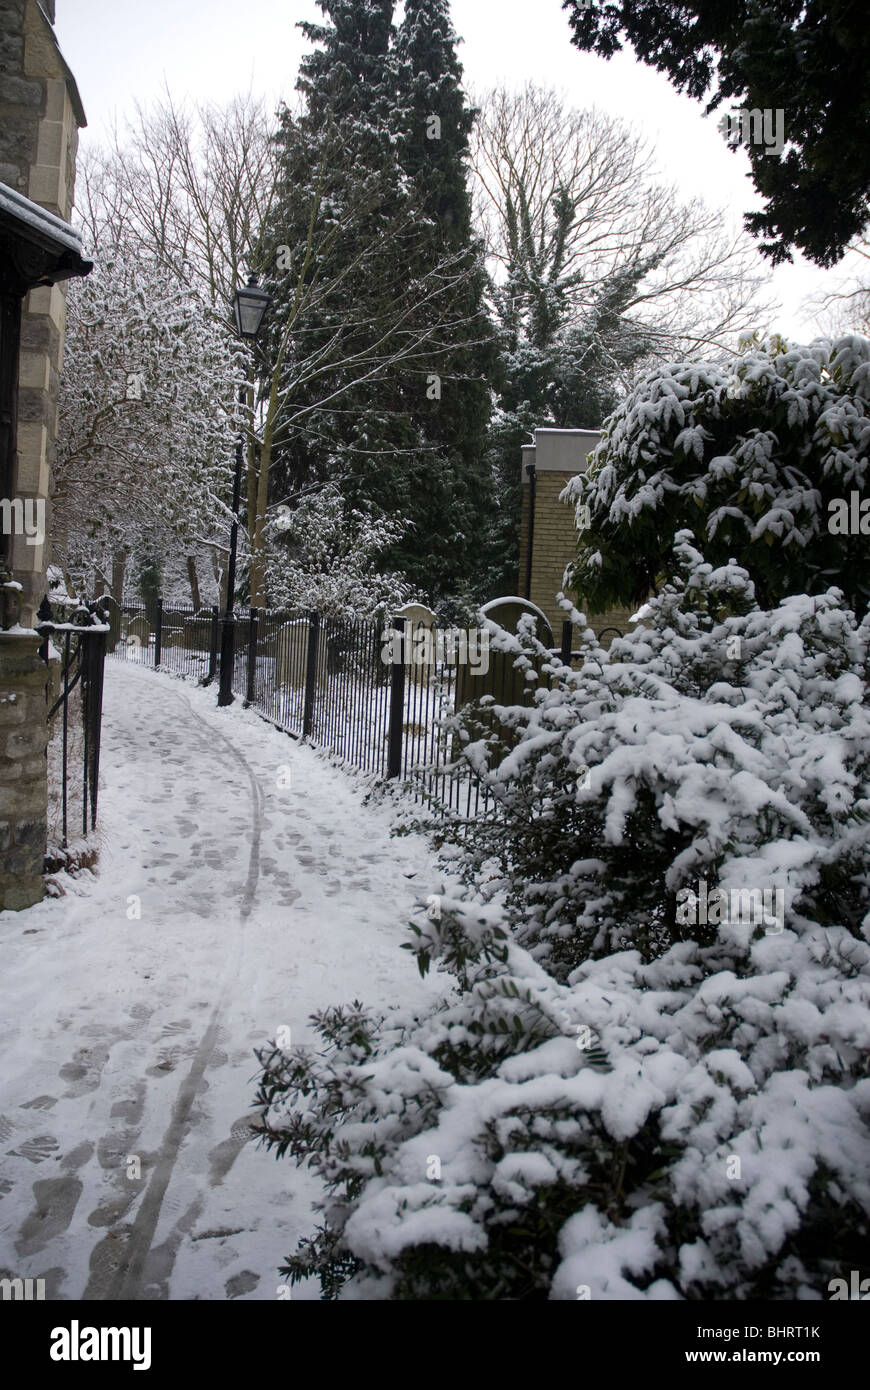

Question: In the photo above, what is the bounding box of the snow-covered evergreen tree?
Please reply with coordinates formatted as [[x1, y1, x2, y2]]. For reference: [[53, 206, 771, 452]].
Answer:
[[390, 0, 495, 598], [566, 334, 870, 616], [259, 0, 495, 601]]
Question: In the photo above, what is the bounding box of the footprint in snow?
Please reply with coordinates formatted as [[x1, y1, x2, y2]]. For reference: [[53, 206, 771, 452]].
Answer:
[[9, 1135, 60, 1164]]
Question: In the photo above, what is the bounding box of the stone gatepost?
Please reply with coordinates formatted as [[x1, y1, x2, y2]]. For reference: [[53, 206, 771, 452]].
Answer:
[[0, 635, 50, 908]]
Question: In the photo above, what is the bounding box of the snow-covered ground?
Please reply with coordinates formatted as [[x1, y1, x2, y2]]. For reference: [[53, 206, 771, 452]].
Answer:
[[0, 660, 445, 1300]]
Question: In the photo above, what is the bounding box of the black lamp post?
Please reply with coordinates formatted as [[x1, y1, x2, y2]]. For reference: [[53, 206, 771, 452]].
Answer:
[[218, 275, 270, 707]]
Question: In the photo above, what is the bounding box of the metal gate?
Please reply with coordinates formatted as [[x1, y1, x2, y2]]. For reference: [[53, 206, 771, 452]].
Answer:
[[37, 598, 108, 851]]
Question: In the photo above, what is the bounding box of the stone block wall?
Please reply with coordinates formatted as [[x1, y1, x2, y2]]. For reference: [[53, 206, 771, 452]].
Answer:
[[0, 0, 84, 628]]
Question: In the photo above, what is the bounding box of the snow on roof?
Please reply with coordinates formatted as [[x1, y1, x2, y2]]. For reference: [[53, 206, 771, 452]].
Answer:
[[0, 182, 84, 257], [534, 427, 601, 436]]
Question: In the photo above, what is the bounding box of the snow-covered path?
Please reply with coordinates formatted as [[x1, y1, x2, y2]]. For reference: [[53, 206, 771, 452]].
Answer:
[[0, 660, 443, 1300]]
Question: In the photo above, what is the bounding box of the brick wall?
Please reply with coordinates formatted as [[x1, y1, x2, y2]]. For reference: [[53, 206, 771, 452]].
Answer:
[[518, 434, 635, 646]]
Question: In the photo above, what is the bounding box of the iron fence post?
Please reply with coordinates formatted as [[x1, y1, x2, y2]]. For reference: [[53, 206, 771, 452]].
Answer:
[[206, 605, 219, 683], [560, 619, 573, 668], [89, 625, 107, 830], [217, 405, 245, 708], [154, 598, 163, 668], [387, 617, 406, 778], [302, 610, 321, 740], [80, 618, 106, 835], [61, 629, 70, 848], [245, 607, 259, 706]]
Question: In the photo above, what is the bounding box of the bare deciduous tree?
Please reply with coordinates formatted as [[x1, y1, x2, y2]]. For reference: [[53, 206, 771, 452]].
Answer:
[[77, 89, 279, 313], [805, 238, 870, 337], [69, 97, 492, 609], [470, 83, 775, 362]]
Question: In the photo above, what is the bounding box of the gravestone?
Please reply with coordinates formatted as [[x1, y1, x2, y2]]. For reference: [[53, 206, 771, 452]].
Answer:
[[392, 602, 438, 687], [456, 596, 554, 714], [393, 602, 438, 628], [123, 611, 151, 659], [481, 597, 553, 645], [275, 617, 328, 692]]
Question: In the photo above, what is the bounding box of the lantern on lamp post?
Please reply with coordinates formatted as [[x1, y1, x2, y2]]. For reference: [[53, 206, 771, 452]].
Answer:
[[232, 277, 271, 340]]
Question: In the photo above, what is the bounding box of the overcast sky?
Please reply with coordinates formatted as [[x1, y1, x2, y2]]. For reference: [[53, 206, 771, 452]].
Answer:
[[55, 0, 862, 343]]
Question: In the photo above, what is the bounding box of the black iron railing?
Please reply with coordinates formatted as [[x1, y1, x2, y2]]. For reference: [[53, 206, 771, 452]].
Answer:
[[107, 603, 621, 821]]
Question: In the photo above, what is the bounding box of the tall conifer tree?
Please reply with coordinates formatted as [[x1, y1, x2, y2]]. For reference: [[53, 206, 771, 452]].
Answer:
[[259, 0, 494, 601], [390, 0, 495, 600]]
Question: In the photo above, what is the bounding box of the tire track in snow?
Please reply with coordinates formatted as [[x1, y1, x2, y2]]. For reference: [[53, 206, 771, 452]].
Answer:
[[107, 678, 265, 1300]]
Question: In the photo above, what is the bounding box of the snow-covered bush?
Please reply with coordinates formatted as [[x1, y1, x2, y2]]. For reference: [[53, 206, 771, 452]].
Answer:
[[435, 534, 870, 978], [254, 890, 870, 1299], [566, 334, 870, 615], [254, 535, 870, 1299], [263, 483, 412, 619]]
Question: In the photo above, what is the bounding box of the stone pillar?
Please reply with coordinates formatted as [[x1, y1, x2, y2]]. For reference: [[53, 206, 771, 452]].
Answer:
[[16, 278, 65, 626], [0, 635, 48, 908]]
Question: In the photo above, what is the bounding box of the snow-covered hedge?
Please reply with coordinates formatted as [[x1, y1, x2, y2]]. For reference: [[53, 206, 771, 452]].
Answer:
[[254, 536, 870, 1299], [263, 483, 412, 619], [256, 901, 870, 1299], [439, 535, 870, 978]]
